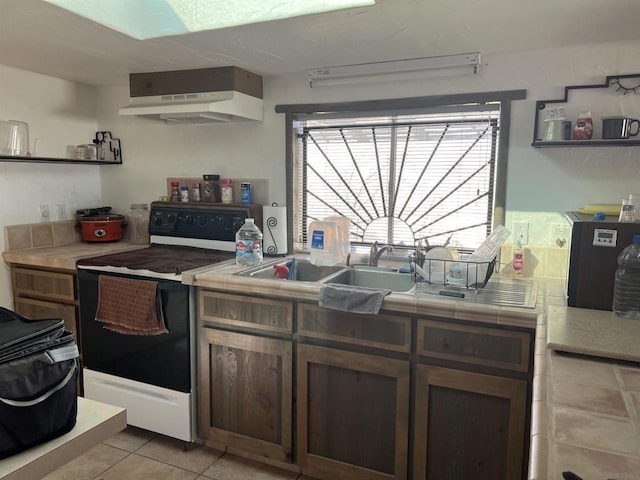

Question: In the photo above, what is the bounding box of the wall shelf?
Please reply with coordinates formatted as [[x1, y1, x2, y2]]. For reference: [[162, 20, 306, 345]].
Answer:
[[532, 139, 640, 148], [532, 73, 640, 148], [0, 131, 122, 164], [0, 155, 122, 165]]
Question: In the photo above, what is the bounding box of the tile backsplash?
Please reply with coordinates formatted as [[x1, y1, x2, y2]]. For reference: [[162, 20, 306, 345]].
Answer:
[[4, 220, 80, 251], [500, 211, 572, 279]]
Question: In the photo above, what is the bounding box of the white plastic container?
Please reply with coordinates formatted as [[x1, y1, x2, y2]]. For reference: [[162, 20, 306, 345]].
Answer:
[[308, 220, 342, 266], [323, 215, 350, 262]]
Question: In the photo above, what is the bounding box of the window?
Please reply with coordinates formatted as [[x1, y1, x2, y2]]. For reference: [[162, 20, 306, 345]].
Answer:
[[276, 90, 526, 253]]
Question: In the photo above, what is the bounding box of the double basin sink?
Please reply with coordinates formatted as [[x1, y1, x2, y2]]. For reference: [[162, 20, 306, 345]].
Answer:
[[237, 257, 415, 293], [237, 257, 538, 308]]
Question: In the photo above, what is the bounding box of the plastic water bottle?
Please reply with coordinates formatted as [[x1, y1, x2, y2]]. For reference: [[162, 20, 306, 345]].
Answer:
[[235, 218, 263, 267], [613, 234, 640, 320]]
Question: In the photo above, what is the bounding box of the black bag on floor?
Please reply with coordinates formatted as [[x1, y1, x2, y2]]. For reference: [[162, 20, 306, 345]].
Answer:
[[0, 307, 79, 459]]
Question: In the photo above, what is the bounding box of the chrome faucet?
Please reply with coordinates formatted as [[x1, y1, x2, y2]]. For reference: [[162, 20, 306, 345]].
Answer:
[[369, 241, 393, 266]]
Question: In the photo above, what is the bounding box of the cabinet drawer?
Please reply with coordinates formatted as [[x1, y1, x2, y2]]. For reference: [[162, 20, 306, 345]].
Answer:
[[416, 318, 531, 373], [12, 267, 76, 303], [298, 303, 411, 353], [199, 291, 293, 334], [14, 297, 78, 335]]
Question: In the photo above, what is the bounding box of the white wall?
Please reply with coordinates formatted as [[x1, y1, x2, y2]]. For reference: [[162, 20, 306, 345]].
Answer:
[[96, 40, 640, 219], [1, 39, 639, 304], [0, 65, 104, 307]]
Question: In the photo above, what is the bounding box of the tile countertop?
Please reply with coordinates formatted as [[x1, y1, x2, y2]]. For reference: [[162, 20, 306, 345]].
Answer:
[[2, 242, 149, 271], [531, 308, 640, 480]]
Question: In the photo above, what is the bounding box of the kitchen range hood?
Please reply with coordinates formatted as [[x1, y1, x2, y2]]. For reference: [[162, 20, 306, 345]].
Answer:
[[119, 67, 263, 123]]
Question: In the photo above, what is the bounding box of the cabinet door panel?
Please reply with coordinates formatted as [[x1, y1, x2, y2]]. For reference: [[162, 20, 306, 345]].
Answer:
[[14, 297, 77, 335], [199, 291, 293, 334], [298, 344, 409, 480], [298, 303, 411, 353], [12, 267, 76, 303], [416, 318, 531, 372], [413, 365, 527, 480], [199, 328, 292, 462]]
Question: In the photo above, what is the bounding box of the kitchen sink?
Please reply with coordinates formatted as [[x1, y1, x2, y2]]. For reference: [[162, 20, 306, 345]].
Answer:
[[237, 258, 536, 308], [323, 268, 415, 293], [237, 258, 344, 282]]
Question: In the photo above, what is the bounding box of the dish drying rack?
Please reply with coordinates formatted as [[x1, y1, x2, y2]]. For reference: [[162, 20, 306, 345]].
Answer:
[[410, 226, 509, 291]]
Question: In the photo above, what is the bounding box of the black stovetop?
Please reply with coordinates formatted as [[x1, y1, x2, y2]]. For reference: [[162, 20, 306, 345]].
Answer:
[[77, 244, 235, 274]]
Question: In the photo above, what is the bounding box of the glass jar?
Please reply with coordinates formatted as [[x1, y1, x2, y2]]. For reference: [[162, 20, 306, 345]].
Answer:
[[127, 203, 150, 245]]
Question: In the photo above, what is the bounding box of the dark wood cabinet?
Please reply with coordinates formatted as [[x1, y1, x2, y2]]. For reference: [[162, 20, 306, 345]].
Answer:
[[198, 291, 294, 462], [199, 290, 293, 335], [297, 344, 410, 480], [197, 289, 534, 479], [413, 365, 527, 480], [10, 265, 82, 393], [414, 317, 532, 480], [199, 328, 292, 462], [11, 266, 79, 337]]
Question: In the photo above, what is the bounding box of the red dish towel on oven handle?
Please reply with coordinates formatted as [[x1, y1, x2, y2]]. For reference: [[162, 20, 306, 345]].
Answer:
[[95, 275, 168, 335]]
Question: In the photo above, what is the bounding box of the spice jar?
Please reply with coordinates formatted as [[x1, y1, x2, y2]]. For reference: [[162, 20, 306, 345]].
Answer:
[[180, 185, 190, 202], [192, 183, 201, 202], [221, 178, 233, 203], [202, 174, 221, 202], [127, 204, 150, 245], [240, 182, 252, 204], [170, 181, 180, 201]]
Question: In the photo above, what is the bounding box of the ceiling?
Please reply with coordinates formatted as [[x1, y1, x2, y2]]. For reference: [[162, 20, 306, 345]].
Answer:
[[1, 0, 639, 87]]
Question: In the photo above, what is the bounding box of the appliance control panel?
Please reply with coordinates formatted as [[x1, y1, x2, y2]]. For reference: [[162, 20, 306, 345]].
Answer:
[[592, 228, 618, 247], [148, 202, 263, 242]]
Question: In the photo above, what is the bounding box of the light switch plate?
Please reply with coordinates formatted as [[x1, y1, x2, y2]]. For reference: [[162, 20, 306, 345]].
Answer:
[[513, 221, 529, 244]]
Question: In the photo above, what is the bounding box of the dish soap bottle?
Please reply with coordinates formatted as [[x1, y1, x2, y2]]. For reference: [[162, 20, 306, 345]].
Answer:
[[235, 218, 263, 267], [513, 239, 524, 277]]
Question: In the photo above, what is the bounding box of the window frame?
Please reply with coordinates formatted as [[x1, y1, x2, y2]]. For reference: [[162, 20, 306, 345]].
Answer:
[[275, 89, 526, 253]]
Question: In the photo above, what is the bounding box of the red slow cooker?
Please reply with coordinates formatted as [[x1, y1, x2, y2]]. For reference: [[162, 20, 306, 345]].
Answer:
[[77, 207, 124, 242]]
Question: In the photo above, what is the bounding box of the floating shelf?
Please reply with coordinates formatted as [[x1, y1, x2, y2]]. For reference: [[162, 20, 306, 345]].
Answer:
[[0, 131, 123, 164], [0, 155, 122, 165], [532, 139, 640, 148], [532, 73, 640, 148]]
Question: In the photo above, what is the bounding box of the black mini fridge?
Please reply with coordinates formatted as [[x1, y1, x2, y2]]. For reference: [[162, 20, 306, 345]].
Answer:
[[566, 212, 640, 310]]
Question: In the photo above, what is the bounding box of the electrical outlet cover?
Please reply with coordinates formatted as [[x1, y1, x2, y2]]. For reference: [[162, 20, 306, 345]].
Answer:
[[39, 204, 50, 222], [549, 223, 570, 247], [56, 204, 67, 221]]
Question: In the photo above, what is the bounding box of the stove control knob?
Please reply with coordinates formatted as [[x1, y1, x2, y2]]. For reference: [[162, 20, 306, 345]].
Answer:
[[197, 216, 207, 226], [184, 214, 194, 224], [231, 218, 244, 232], [167, 213, 177, 224], [152, 215, 163, 226]]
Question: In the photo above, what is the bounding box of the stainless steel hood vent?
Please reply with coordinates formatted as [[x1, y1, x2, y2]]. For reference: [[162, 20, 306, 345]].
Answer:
[[119, 67, 263, 123]]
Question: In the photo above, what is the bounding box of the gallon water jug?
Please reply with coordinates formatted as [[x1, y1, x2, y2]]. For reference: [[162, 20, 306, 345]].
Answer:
[[612, 234, 640, 320], [323, 215, 350, 262], [308, 220, 341, 266]]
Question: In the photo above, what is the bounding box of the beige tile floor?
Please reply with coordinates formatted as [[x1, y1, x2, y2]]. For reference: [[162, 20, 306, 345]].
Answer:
[[43, 426, 305, 480]]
